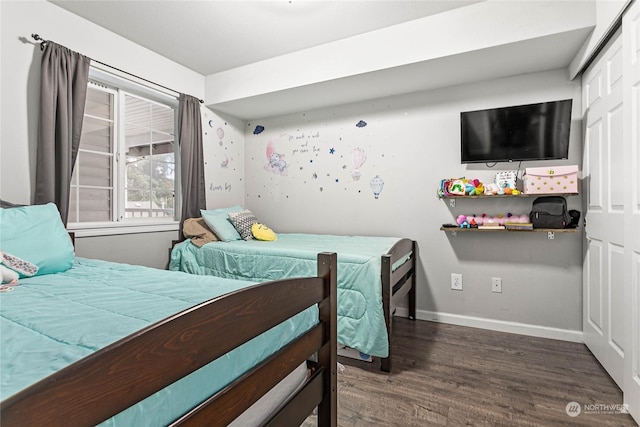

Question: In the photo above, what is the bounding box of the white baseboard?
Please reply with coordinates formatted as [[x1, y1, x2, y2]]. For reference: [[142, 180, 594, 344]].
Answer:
[[394, 307, 584, 343]]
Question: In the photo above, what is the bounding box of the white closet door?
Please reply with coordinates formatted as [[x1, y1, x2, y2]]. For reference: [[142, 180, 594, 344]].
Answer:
[[582, 29, 626, 388], [623, 0, 640, 423]]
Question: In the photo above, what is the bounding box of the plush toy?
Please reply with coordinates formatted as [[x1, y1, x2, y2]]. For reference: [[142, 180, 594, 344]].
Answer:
[[484, 183, 500, 195], [251, 223, 277, 241], [0, 265, 19, 285], [496, 180, 521, 196], [449, 179, 466, 196], [464, 180, 476, 195], [0, 251, 38, 283], [460, 179, 485, 196], [456, 215, 471, 228], [439, 178, 467, 197]]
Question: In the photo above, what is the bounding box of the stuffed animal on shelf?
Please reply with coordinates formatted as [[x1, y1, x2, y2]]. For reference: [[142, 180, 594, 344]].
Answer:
[[439, 177, 485, 197], [465, 181, 476, 195], [501, 181, 522, 195], [484, 183, 500, 195], [449, 179, 466, 196], [464, 179, 484, 196], [456, 215, 471, 228]]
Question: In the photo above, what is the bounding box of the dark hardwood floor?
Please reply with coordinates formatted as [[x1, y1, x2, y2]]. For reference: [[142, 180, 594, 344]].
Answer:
[[305, 318, 637, 426]]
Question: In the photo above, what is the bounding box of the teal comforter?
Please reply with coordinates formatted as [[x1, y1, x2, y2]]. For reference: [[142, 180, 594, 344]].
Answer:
[[0, 258, 318, 426], [170, 233, 401, 357]]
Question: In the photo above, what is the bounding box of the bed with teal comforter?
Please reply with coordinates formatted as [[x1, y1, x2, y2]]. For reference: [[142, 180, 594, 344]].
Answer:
[[0, 257, 318, 426], [170, 233, 402, 358]]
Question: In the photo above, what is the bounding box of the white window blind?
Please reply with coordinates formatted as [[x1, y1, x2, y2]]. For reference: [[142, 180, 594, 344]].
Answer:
[[68, 76, 179, 234]]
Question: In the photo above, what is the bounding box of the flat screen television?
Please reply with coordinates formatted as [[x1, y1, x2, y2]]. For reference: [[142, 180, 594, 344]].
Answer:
[[460, 99, 572, 163]]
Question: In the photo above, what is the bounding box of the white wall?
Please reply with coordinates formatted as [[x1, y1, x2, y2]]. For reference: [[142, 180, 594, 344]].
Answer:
[[0, 1, 219, 268], [570, 0, 630, 77], [242, 69, 584, 339], [0, 1, 585, 334], [201, 110, 246, 209]]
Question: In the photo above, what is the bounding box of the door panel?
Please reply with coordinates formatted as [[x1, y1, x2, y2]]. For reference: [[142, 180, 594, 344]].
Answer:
[[582, 29, 625, 388], [609, 244, 624, 355], [623, 0, 640, 422], [609, 104, 624, 210], [587, 241, 603, 334]]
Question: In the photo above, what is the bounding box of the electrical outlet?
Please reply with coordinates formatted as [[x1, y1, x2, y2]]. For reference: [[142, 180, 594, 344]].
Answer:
[[492, 277, 502, 293], [451, 273, 463, 290]]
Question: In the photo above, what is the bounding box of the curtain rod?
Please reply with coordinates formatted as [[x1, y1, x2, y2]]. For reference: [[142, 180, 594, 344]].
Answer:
[[31, 34, 204, 104]]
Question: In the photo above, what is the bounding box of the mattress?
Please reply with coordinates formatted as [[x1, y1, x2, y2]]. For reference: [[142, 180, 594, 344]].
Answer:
[[0, 258, 318, 426], [170, 233, 401, 357]]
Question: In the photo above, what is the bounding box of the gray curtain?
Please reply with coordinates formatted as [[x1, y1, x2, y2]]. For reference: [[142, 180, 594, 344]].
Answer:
[[178, 94, 206, 230], [34, 42, 90, 224]]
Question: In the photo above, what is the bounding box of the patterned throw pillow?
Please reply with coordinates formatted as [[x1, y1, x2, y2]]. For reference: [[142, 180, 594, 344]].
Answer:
[[228, 210, 259, 240]]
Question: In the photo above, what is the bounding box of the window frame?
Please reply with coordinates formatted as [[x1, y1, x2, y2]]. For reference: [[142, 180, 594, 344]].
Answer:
[[67, 68, 181, 237]]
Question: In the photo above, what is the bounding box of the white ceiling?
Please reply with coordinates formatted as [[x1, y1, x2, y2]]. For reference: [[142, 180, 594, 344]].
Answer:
[[49, 0, 482, 75], [48, 0, 596, 119]]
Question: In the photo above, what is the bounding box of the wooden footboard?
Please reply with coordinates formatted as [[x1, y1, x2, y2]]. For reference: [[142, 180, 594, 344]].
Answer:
[[0, 253, 338, 426], [380, 239, 417, 373]]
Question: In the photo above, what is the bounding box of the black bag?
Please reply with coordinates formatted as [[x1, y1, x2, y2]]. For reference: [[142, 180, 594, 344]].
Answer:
[[567, 209, 581, 228], [530, 196, 572, 229]]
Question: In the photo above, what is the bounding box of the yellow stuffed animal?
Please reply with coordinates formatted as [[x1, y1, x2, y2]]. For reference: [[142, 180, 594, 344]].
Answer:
[[251, 223, 277, 241]]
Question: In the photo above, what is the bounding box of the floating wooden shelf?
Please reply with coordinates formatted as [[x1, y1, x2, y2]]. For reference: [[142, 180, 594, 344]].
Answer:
[[440, 226, 579, 233], [439, 191, 580, 235], [439, 192, 579, 199]]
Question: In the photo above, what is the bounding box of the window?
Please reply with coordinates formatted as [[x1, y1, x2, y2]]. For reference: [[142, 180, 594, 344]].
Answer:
[[68, 76, 179, 234]]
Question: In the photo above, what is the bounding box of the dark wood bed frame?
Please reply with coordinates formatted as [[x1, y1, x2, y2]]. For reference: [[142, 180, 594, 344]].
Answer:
[[1, 252, 338, 426], [380, 238, 417, 373], [170, 235, 417, 374]]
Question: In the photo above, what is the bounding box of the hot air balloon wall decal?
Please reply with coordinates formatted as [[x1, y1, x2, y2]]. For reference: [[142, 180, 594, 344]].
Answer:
[[350, 148, 367, 181], [369, 175, 384, 199]]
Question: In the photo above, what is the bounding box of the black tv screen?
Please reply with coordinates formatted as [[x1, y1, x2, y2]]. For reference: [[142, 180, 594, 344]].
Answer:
[[460, 99, 572, 163]]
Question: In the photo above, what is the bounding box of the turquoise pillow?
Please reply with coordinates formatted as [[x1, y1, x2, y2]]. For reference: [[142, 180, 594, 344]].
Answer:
[[200, 206, 243, 242], [0, 203, 75, 277]]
